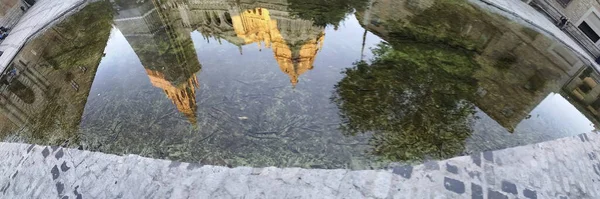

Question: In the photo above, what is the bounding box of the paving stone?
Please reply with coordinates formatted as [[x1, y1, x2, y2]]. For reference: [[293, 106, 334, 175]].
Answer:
[[392, 165, 412, 179], [56, 182, 64, 195], [488, 189, 508, 199], [471, 183, 483, 199], [424, 161, 439, 171], [55, 149, 64, 159], [444, 177, 465, 194], [51, 165, 59, 180], [578, 134, 586, 142], [60, 161, 70, 172], [471, 153, 482, 167], [446, 163, 459, 174], [484, 164, 495, 185], [523, 188, 537, 199], [483, 151, 494, 163], [41, 147, 50, 158], [501, 180, 518, 195]]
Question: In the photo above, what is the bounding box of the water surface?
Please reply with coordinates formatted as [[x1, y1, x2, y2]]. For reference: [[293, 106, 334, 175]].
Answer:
[[0, 0, 597, 169]]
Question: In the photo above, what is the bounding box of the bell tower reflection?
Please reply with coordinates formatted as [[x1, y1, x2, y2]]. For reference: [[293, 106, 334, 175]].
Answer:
[[146, 70, 199, 124], [114, 0, 201, 124]]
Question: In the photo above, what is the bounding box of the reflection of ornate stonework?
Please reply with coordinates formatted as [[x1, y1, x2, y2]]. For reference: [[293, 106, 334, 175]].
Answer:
[[231, 8, 324, 86], [113, 0, 327, 125], [146, 69, 199, 124], [115, 0, 202, 124], [164, 0, 326, 86]]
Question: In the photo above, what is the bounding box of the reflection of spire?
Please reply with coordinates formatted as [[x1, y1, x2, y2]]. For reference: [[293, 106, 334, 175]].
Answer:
[[115, 1, 202, 125], [146, 69, 198, 124], [361, 29, 367, 61], [230, 8, 325, 86]]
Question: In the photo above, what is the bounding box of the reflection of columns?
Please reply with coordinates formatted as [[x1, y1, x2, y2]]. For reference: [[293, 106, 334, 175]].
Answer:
[[25, 65, 50, 87], [0, 91, 29, 127], [12, 63, 49, 91], [0, 103, 25, 127], [16, 74, 43, 93]]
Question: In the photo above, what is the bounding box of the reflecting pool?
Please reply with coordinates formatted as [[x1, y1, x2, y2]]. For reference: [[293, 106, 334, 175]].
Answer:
[[0, 0, 598, 169]]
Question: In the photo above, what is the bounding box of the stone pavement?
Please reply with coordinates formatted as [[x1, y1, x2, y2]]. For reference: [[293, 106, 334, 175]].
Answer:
[[0, 0, 91, 74], [0, 131, 599, 198], [469, 0, 600, 70]]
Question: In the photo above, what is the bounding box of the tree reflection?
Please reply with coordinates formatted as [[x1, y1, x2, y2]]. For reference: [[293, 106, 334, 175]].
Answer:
[[334, 42, 479, 161], [333, 21, 483, 161], [288, 0, 368, 27]]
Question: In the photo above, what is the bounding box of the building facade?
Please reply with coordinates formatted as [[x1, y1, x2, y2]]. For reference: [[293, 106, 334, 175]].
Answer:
[[530, 0, 600, 59]]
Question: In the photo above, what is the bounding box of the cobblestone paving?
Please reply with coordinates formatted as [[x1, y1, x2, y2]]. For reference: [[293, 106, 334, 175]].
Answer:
[[0, 132, 599, 198], [0, 0, 92, 73]]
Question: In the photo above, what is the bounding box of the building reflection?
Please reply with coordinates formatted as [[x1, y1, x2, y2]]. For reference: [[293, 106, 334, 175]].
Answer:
[[0, 2, 112, 140], [160, 0, 325, 86], [356, 0, 595, 132], [563, 66, 600, 125], [112, 0, 328, 123], [228, 7, 325, 86], [114, 0, 202, 124]]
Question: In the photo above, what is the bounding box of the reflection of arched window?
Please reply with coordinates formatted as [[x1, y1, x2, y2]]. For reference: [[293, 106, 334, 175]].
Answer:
[[213, 12, 221, 26], [204, 12, 212, 25], [9, 80, 35, 104], [224, 12, 233, 26]]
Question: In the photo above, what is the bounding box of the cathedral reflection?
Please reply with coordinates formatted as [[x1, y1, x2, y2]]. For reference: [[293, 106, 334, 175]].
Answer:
[[112, 0, 328, 123], [114, 0, 202, 124]]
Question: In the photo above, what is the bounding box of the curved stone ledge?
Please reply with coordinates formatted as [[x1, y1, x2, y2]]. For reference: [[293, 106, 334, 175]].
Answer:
[[0, 132, 599, 198]]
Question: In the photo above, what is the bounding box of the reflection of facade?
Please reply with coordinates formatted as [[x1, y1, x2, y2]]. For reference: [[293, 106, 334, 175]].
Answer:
[[169, 0, 326, 86], [0, 22, 106, 135], [231, 7, 324, 86], [146, 69, 199, 123], [114, 0, 202, 123], [562, 66, 600, 125], [357, 0, 588, 132], [0, 60, 49, 128], [0, 0, 26, 28], [113, 0, 327, 122], [529, 0, 600, 60]]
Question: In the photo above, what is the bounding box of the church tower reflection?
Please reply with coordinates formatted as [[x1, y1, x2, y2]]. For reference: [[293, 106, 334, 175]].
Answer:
[[230, 7, 325, 86], [146, 69, 199, 124], [114, 0, 202, 124]]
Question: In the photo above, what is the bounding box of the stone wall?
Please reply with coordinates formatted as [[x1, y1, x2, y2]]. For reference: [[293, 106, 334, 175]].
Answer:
[[547, 0, 600, 23], [0, 0, 19, 16], [0, 0, 24, 28]]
